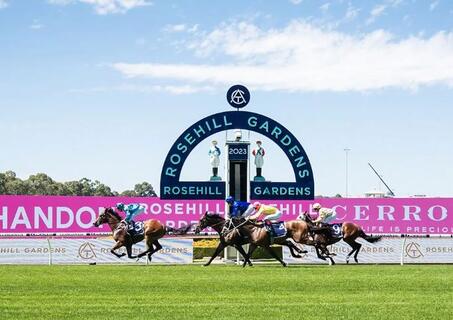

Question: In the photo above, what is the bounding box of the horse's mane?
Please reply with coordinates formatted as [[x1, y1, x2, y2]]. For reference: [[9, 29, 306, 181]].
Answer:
[[106, 207, 122, 221], [206, 212, 225, 220]]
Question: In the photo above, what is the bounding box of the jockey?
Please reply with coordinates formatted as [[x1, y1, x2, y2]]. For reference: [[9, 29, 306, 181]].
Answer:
[[312, 203, 337, 226], [248, 202, 282, 224], [116, 203, 145, 231], [225, 196, 255, 219]]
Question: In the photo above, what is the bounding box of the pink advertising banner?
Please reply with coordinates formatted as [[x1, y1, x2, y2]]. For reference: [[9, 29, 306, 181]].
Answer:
[[0, 196, 452, 235]]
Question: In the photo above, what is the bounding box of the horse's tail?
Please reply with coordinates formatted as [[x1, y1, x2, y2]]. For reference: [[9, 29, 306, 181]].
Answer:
[[166, 223, 193, 236], [359, 230, 382, 243]]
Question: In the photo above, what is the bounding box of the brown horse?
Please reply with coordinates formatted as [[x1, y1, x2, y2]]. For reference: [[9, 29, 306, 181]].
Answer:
[[93, 207, 191, 261], [195, 212, 313, 267], [195, 212, 253, 267], [300, 212, 382, 264]]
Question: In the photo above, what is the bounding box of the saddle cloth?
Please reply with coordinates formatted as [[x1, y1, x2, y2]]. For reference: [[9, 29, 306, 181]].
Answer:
[[269, 221, 287, 238], [128, 221, 144, 237], [329, 223, 343, 238]]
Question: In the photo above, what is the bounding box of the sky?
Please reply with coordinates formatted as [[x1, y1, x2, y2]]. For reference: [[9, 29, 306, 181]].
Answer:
[[0, 0, 452, 197]]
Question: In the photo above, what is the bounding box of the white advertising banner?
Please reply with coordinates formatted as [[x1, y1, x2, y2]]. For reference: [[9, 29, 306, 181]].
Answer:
[[401, 237, 453, 264], [0, 238, 193, 264], [283, 237, 453, 264]]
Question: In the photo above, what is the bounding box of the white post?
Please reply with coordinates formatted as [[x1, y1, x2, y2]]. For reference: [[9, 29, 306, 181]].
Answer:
[[47, 237, 52, 266], [400, 237, 406, 266]]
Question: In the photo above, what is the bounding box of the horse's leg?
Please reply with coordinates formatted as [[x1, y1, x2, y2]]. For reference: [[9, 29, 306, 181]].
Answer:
[[243, 243, 258, 267], [262, 245, 287, 267], [319, 244, 335, 265], [147, 240, 163, 262], [110, 242, 126, 258], [234, 244, 253, 267], [283, 240, 302, 258], [314, 247, 327, 261], [204, 242, 226, 267], [344, 238, 361, 264], [352, 241, 362, 263], [137, 237, 154, 259], [125, 244, 138, 259]]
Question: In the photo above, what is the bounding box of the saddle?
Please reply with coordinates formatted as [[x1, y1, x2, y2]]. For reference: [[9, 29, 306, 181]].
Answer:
[[311, 223, 343, 239], [264, 221, 287, 238]]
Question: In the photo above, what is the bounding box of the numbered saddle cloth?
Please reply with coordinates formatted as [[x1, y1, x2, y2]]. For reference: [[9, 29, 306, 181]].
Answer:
[[129, 221, 145, 237], [271, 222, 287, 238], [329, 223, 343, 238]]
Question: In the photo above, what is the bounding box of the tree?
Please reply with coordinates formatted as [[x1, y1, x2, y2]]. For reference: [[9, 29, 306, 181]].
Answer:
[[0, 170, 156, 197], [134, 182, 157, 197]]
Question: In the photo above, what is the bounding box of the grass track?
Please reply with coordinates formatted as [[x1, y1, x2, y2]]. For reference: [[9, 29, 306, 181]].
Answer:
[[0, 264, 452, 319]]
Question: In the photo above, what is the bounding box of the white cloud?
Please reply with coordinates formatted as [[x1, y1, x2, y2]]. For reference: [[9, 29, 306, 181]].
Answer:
[[367, 4, 387, 24], [289, 0, 302, 5], [163, 24, 199, 33], [69, 84, 214, 95], [30, 20, 43, 30], [164, 24, 187, 32], [112, 21, 453, 93], [320, 2, 330, 12], [344, 4, 360, 21], [430, 1, 439, 11], [0, 0, 8, 9], [48, 0, 152, 14]]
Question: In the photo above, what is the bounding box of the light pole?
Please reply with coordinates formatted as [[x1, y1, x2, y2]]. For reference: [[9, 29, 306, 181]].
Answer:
[[344, 148, 351, 197]]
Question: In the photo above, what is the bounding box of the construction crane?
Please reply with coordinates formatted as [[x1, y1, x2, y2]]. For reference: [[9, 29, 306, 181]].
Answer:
[[368, 163, 395, 197]]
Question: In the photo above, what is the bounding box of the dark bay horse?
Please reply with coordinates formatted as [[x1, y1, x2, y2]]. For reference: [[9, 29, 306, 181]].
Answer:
[[300, 212, 382, 264], [93, 207, 191, 261], [195, 212, 312, 267]]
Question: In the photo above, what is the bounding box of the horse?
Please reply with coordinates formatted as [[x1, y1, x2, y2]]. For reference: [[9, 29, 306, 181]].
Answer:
[[300, 212, 382, 264], [195, 212, 313, 267], [93, 207, 192, 261], [194, 212, 254, 267]]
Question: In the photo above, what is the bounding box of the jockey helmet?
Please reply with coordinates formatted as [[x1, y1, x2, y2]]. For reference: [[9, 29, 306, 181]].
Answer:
[[312, 203, 322, 210], [225, 196, 234, 204], [253, 202, 261, 210], [116, 203, 125, 211]]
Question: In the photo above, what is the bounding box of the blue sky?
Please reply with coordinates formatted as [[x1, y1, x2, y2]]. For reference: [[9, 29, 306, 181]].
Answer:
[[0, 0, 452, 197]]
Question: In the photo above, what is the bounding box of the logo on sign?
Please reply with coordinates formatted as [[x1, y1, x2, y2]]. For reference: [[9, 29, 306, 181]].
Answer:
[[405, 242, 424, 259], [227, 85, 250, 109], [78, 242, 96, 259]]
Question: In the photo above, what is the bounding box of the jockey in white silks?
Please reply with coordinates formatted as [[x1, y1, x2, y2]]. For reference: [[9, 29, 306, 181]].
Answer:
[[252, 141, 265, 177], [312, 203, 337, 225], [209, 140, 221, 177]]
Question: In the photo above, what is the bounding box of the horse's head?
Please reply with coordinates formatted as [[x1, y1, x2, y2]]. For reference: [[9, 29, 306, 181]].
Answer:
[[195, 211, 224, 234], [93, 207, 118, 227], [298, 211, 312, 223]]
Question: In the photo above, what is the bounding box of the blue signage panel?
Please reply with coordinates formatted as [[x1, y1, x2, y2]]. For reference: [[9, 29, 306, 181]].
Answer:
[[160, 111, 314, 200], [228, 143, 248, 161], [250, 182, 312, 200], [227, 85, 250, 109], [161, 182, 225, 200]]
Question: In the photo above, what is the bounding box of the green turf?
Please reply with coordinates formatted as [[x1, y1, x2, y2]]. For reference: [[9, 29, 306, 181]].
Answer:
[[0, 264, 452, 320]]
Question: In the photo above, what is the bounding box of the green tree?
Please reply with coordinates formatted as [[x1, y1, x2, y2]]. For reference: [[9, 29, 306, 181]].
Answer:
[[134, 182, 157, 197]]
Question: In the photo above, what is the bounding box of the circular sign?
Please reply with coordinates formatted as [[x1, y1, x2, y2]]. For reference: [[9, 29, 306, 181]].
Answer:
[[227, 85, 250, 109]]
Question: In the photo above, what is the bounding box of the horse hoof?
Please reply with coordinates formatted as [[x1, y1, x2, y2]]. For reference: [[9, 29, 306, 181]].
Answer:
[[346, 259, 350, 264], [282, 263, 287, 267]]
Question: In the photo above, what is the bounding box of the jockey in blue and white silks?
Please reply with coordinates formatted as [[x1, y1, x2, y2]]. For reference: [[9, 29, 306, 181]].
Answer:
[[225, 196, 255, 219], [116, 203, 145, 226]]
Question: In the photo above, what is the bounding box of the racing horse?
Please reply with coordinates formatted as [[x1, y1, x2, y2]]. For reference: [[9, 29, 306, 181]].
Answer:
[[195, 212, 253, 267], [195, 212, 312, 267], [300, 212, 382, 264], [93, 207, 192, 261]]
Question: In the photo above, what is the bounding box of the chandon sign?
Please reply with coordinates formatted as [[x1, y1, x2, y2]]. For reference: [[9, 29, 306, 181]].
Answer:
[[160, 111, 314, 200]]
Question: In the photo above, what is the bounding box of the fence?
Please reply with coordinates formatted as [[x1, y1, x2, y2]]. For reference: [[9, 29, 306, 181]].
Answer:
[[0, 234, 452, 265], [283, 235, 453, 265]]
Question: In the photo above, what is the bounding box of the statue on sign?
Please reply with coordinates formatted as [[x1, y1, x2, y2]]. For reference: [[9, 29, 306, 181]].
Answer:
[[209, 140, 222, 181], [252, 140, 265, 181]]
